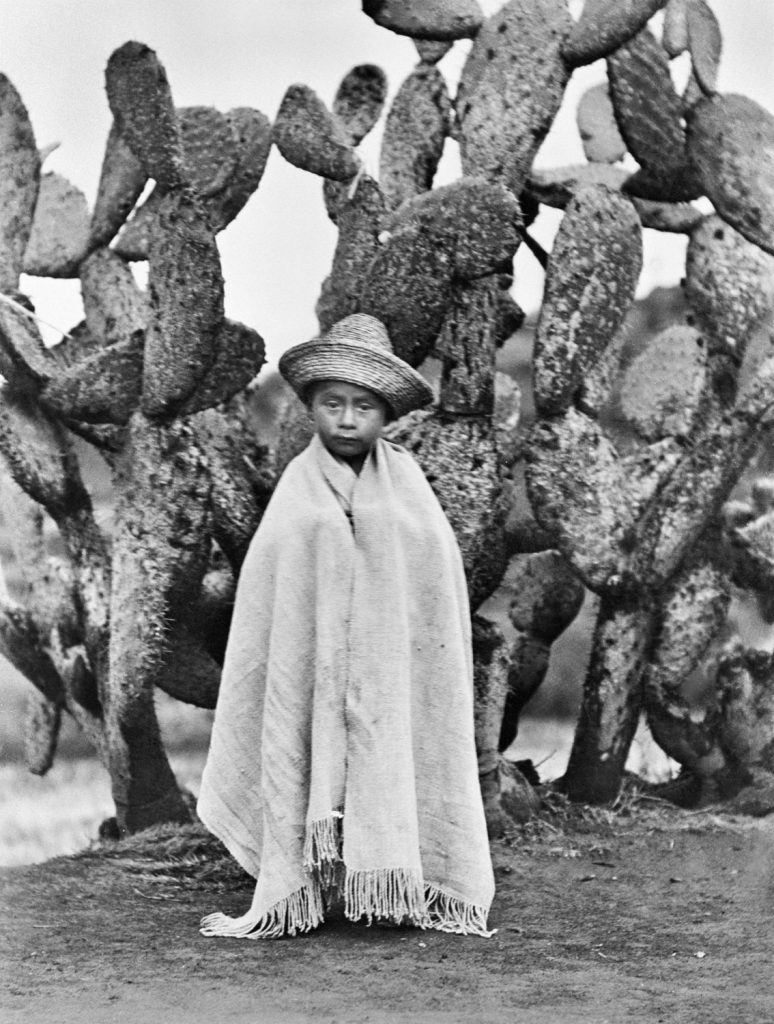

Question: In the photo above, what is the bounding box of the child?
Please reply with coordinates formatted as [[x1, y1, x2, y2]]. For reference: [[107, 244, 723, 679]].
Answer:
[[197, 313, 494, 938]]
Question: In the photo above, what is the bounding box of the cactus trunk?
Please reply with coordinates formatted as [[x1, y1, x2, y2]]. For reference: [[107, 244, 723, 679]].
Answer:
[[106, 705, 191, 833], [563, 600, 655, 802]]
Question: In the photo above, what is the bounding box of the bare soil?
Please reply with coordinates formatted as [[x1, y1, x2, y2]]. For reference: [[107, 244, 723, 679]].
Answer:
[[2, 803, 773, 1024]]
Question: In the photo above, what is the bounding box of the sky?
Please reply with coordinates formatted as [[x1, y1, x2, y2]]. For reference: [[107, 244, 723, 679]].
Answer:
[[1, 0, 773, 367]]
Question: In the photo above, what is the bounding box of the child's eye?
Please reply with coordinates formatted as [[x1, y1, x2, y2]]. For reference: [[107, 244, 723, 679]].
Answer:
[[357, 403, 373, 412]]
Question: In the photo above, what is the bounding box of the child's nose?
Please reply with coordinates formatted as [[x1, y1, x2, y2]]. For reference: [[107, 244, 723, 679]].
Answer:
[[340, 404, 356, 427]]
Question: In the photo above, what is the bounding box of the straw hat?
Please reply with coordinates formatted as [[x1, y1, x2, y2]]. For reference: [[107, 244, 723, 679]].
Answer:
[[278, 313, 434, 418]]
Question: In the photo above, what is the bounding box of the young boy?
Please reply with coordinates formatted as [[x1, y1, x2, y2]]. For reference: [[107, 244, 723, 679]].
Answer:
[[198, 313, 494, 938]]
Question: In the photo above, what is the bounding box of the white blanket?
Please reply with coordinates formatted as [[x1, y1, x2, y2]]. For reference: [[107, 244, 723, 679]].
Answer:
[[197, 435, 494, 937]]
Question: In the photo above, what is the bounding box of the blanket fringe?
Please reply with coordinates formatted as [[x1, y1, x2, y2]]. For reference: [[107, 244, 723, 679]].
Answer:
[[199, 876, 493, 939], [199, 882, 324, 939], [345, 867, 427, 926], [304, 814, 345, 892], [303, 814, 343, 870], [425, 885, 495, 938]]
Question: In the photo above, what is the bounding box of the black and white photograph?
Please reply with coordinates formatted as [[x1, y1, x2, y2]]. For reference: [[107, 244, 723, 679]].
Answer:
[[1, 2, 773, 1021]]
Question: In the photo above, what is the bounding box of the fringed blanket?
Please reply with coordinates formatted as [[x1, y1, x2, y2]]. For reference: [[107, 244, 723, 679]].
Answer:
[[197, 434, 494, 938]]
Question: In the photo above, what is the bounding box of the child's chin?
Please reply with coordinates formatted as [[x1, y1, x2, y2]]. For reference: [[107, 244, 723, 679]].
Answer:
[[330, 439, 365, 454]]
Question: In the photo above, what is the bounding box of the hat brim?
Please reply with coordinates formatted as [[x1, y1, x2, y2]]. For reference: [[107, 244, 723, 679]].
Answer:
[[278, 339, 434, 418]]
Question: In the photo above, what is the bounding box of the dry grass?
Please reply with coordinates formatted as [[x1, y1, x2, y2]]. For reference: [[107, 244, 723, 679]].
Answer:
[[73, 821, 253, 893], [503, 779, 754, 865]]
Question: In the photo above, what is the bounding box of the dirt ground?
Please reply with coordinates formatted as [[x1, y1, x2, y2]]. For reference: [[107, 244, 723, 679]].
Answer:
[[2, 803, 773, 1024]]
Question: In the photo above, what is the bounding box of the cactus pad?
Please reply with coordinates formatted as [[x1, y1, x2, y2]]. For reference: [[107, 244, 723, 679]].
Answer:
[[178, 319, 265, 416], [607, 27, 699, 201], [385, 177, 522, 279], [23, 172, 91, 278], [493, 290, 524, 349], [112, 107, 272, 260], [273, 84, 359, 181], [178, 106, 238, 197], [526, 408, 635, 592], [0, 302, 52, 392], [527, 164, 629, 209], [533, 184, 641, 416], [142, 190, 224, 417], [718, 646, 774, 770], [508, 550, 584, 639], [687, 94, 774, 257], [686, 0, 721, 96], [577, 329, 627, 417], [531, 169, 699, 233], [0, 395, 81, 515], [685, 214, 774, 353], [631, 197, 703, 233], [731, 511, 774, 596], [90, 121, 147, 249], [362, 0, 484, 40], [42, 333, 144, 425], [577, 84, 627, 164], [360, 178, 521, 364], [456, 0, 572, 195], [435, 279, 499, 416], [112, 188, 161, 261], [105, 42, 185, 191], [80, 249, 148, 348], [358, 225, 452, 366], [379, 66, 452, 208], [24, 690, 62, 776], [737, 322, 774, 401], [317, 174, 387, 332], [47, 321, 99, 371], [0, 75, 40, 291], [562, 0, 668, 67], [391, 414, 507, 607], [192, 404, 274, 567], [322, 178, 352, 226], [648, 562, 729, 689], [619, 324, 708, 440], [681, 70, 705, 116], [209, 107, 272, 230], [333, 65, 388, 146], [662, 0, 688, 56]]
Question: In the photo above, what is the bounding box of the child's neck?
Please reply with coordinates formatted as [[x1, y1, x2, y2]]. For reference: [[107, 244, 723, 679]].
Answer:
[[337, 450, 368, 475]]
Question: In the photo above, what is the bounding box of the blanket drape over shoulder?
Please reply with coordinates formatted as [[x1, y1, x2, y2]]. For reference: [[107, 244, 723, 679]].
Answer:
[[197, 435, 494, 938]]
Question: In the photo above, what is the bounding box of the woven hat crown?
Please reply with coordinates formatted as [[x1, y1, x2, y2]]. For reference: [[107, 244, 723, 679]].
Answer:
[[324, 313, 392, 352]]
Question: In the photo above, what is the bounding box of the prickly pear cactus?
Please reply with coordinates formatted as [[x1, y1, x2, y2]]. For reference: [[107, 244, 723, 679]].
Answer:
[[644, 475, 774, 811], [1, 0, 773, 832], [0, 46, 271, 833]]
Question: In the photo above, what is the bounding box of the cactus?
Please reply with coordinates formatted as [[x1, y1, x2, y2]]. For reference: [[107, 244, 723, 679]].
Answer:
[[273, 0, 771, 815], [0, 46, 271, 833], [1, 1, 773, 833], [643, 477, 774, 809]]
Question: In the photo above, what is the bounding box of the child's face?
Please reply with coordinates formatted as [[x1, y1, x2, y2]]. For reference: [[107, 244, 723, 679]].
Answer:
[[309, 380, 388, 461]]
